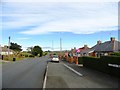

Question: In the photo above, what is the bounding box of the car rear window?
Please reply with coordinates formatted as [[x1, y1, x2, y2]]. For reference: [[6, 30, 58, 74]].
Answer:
[[53, 55, 58, 58]]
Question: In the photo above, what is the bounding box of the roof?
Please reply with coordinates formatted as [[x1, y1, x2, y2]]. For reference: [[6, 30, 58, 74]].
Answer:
[[81, 40, 120, 53], [2, 47, 14, 52], [92, 41, 120, 52], [80, 49, 93, 53]]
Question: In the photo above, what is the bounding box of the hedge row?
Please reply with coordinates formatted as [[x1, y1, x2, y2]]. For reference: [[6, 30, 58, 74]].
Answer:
[[78, 57, 83, 64], [79, 56, 120, 77]]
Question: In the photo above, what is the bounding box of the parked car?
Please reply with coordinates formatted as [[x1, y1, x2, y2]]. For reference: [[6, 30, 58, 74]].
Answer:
[[51, 55, 59, 62]]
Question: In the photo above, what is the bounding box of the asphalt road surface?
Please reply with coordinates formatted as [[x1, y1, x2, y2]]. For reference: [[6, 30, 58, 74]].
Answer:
[[2, 55, 49, 88], [46, 61, 119, 88]]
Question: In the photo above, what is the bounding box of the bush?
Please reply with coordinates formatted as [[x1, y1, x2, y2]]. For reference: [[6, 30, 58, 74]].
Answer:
[[82, 57, 100, 70], [25, 55, 28, 57], [78, 57, 83, 64], [82, 56, 120, 77], [29, 55, 34, 57], [43, 52, 48, 56], [110, 52, 120, 56]]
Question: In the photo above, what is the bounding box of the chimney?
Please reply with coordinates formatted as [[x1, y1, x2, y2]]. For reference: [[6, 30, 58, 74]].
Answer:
[[110, 37, 115, 42], [84, 45, 88, 49], [74, 47, 76, 50], [97, 40, 102, 45], [110, 37, 116, 51]]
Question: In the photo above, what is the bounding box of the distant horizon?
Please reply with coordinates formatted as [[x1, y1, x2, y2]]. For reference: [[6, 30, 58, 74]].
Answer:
[[1, 35, 119, 51]]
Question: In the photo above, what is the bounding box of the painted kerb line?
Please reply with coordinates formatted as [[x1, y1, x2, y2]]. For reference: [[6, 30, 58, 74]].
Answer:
[[63, 64, 83, 77], [43, 65, 48, 90]]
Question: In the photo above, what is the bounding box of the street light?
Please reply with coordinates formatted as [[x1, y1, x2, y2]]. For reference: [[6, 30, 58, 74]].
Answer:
[[8, 36, 10, 55], [0, 44, 1, 55], [60, 38, 62, 52], [52, 40, 54, 51]]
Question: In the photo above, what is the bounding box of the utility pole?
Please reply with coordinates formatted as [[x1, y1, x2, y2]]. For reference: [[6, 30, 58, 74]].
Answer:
[[52, 40, 54, 51], [8, 36, 10, 55], [60, 38, 62, 52], [0, 44, 1, 55], [59, 38, 62, 60]]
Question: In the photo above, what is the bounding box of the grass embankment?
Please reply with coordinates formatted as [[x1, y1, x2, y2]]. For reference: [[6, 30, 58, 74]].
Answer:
[[1, 51, 48, 61], [2, 52, 34, 61], [0, 62, 5, 64]]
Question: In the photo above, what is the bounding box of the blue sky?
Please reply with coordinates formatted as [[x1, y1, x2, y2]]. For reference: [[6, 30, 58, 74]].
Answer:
[[1, 0, 119, 51]]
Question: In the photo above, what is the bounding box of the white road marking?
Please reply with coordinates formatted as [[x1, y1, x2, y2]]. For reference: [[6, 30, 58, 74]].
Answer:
[[63, 64, 83, 77], [43, 65, 48, 90]]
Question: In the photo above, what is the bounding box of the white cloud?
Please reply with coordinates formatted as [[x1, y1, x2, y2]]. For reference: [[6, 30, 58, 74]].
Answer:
[[2, 0, 120, 2], [17, 38, 30, 40], [20, 17, 117, 35], [2, 2, 118, 35]]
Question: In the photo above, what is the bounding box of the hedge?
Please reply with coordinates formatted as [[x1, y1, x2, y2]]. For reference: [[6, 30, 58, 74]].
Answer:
[[78, 57, 83, 64], [82, 56, 120, 77]]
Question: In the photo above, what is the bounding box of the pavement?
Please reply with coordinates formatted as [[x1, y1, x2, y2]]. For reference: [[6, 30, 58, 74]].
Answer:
[[45, 61, 119, 88], [2, 55, 49, 88], [62, 60, 120, 87]]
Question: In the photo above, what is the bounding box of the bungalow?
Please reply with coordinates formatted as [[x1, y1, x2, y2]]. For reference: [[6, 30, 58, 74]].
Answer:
[[0, 45, 14, 55], [81, 37, 120, 57], [68, 45, 89, 57], [77, 45, 89, 57]]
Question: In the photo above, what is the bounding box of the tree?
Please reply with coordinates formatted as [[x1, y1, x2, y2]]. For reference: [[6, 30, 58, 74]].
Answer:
[[26, 47, 33, 53], [32, 46, 43, 57], [10, 42, 22, 52]]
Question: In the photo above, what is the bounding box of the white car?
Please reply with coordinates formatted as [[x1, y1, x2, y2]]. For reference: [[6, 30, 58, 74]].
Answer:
[[51, 55, 59, 62]]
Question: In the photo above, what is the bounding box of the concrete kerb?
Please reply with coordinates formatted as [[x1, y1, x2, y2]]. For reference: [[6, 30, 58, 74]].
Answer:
[[77, 64, 83, 67], [42, 63, 48, 90]]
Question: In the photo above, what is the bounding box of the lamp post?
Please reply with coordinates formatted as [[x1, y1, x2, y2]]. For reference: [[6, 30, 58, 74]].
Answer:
[[60, 38, 62, 52], [52, 40, 54, 51], [8, 36, 10, 55], [0, 44, 1, 55]]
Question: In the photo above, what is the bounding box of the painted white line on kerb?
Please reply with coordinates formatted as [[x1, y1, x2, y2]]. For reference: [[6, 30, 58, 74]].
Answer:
[[63, 64, 83, 77], [43, 65, 48, 90]]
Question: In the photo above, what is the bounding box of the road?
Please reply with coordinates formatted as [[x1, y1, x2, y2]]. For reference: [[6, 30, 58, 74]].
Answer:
[[46, 61, 119, 88], [2, 55, 49, 88], [2, 55, 119, 89]]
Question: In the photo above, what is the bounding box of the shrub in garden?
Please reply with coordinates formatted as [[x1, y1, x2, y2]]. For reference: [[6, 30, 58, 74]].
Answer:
[[29, 55, 34, 57], [25, 55, 28, 57]]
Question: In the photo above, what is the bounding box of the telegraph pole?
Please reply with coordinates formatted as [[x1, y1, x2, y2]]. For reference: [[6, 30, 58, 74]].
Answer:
[[60, 38, 62, 52], [0, 44, 1, 55], [52, 40, 54, 51]]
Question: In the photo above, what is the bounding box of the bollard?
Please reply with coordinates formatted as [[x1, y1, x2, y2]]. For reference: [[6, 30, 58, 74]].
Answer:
[[75, 57, 78, 65], [13, 58, 16, 61], [2, 55, 3, 60]]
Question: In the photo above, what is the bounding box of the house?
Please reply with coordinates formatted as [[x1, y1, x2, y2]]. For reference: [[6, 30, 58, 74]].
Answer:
[[81, 37, 120, 57], [0, 45, 14, 55], [68, 45, 89, 57], [77, 45, 89, 57]]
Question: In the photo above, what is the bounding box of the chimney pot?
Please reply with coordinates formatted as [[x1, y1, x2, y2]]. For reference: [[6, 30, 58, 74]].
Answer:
[[110, 37, 115, 42], [97, 40, 102, 44], [84, 45, 88, 49]]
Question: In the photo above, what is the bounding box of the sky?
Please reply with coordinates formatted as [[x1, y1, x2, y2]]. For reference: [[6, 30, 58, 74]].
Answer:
[[0, 0, 119, 51]]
